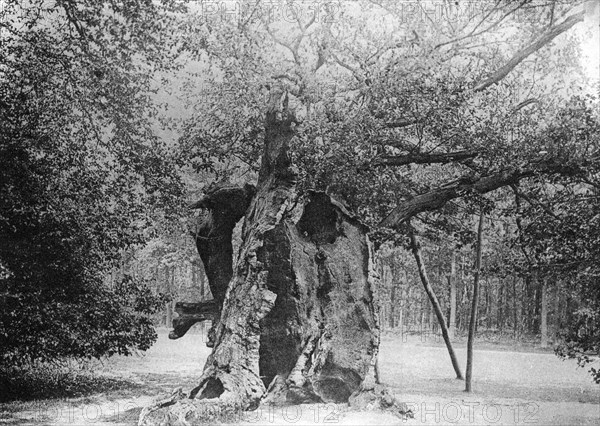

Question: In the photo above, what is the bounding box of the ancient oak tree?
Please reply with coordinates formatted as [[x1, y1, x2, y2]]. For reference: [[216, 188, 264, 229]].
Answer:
[[139, 92, 410, 424]]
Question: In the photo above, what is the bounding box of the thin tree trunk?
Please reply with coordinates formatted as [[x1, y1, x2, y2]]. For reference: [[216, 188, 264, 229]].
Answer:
[[420, 298, 426, 333], [466, 212, 485, 392], [497, 280, 504, 332], [532, 269, 541, 334], [409, 230, 464, 380], [525, 270, 538, 335], [429, 305, 436, 333], [399, 271, 406, 335], [540, 276, 548, 348], [198, 264, 205, 299], [485, 277, 490, 330], [166, 301, 173, 328], [513, 275, 519, 338], [398, 304, 404, 336], [390, 284, 396, 329], [191, 263, 196, 291], [554, 281, 561, 340], [406, 285, 413, 330], [523, 276, 529, 334], [166, 266, 174, 328], [448, 250, 457, 340], [460, 255, 468, 333], [119, 259, 125, 282]]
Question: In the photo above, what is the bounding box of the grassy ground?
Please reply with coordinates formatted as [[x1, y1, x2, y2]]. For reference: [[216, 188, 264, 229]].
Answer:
[[0, 327, 598, 425]]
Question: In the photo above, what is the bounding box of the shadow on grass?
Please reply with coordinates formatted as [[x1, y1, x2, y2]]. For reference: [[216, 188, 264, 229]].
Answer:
[[0, 366, 143, 403]]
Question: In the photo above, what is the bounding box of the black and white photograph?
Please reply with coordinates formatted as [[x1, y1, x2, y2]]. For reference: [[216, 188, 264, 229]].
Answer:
[[1, 1, 599, 424]]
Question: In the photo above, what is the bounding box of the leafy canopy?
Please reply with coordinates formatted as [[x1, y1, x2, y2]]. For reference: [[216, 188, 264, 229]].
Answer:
[[0, 0, 184, 364]]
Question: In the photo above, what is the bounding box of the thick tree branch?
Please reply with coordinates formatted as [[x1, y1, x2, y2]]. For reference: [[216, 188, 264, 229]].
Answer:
[[434, 0, 521, 50], [510, 184, 561, 219], [239, 0, 263, 30], [383, 8, 583, 129], [169, 300, 219, 340], [329, 50, 364, 82], [510, 98, 540, 115], [262, 3, 317, 70], [474, 10, 585, 92], [379, 159, 583, 228], [512, 185, 534, 265], [384, 119, 419, 129], [185, 183, 256, 344], [373, 150, 478, 167], [58, 0, 88, 43]]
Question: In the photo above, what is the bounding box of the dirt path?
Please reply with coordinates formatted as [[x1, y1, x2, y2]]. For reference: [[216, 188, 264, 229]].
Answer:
[[1, 329, 598, 425]]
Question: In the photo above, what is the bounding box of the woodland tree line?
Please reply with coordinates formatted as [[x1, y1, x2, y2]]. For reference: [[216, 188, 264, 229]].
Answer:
[[110, 218, 569, 347], [378, 245, 569, 344]]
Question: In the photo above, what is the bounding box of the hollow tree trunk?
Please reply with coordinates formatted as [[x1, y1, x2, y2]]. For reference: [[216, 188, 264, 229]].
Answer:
[[140, 92, 408, 425]]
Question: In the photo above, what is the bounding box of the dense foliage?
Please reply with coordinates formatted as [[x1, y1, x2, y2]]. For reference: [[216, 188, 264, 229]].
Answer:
[[0, 1, 183, 365]]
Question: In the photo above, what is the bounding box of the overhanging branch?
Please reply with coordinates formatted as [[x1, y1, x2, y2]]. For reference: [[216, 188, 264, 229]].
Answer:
[[373, 150, 478, 167], [510, 184, 561, 220], [382, 8, 584, 128], [379, 159, 583, 228], [473, 10, 585, 92], [384, 119, 419, 129]]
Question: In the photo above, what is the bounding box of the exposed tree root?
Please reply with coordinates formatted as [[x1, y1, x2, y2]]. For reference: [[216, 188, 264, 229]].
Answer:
[[139, 396, 244, 426], [349, 383, 414, 420], [138, 387, 186, 426], [138, 382, 414, 425]]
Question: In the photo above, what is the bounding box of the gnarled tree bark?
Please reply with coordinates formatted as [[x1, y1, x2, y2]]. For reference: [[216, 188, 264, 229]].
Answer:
[[169, 183, 255, 343], [140, 92, 410, 425]]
